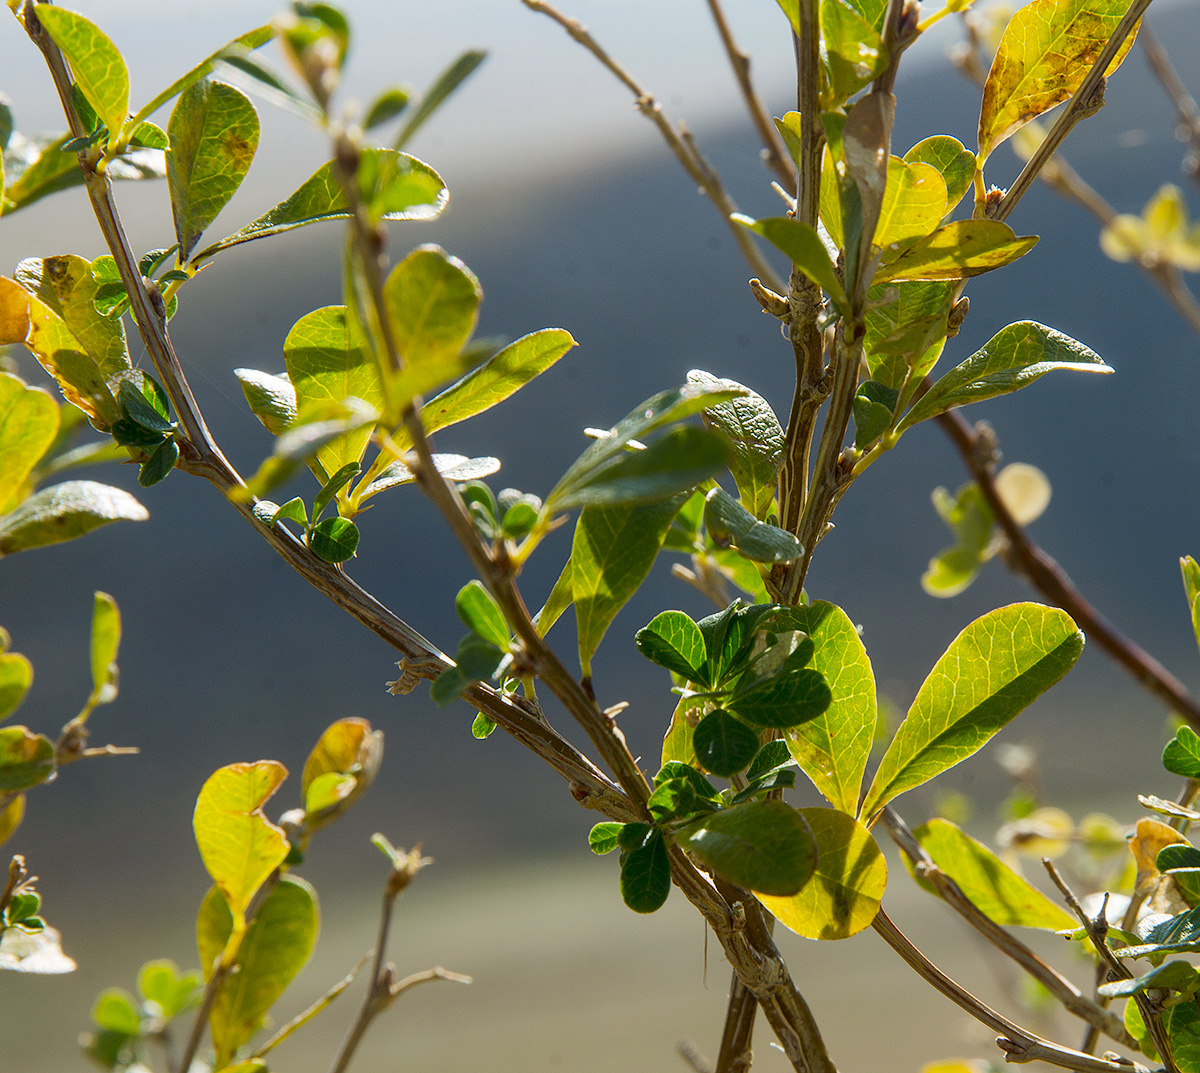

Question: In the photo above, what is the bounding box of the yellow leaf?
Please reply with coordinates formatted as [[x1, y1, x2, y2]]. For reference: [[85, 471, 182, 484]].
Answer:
[[0, 792, 25, 847], [193, 761, 290, 927], [757, 807, 887, 940], [1130, 817, 1187, 896], [301, 718, 382, 830], [978, 0, 1140, 162]]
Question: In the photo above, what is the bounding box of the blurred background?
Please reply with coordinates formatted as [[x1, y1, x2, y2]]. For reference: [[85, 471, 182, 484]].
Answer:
[[2, 1, 1199, 1070]]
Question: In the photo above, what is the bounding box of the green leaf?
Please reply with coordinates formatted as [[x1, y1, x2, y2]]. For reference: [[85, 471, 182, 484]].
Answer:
[[732, 214, 848, 310], [875, 220, 1039, 284], [402, 328, 576, 450], [235, 369, 297, 435], [550, 427, 728, 512], [91, 987, 140, 1035], [309, 517, 359, 562], [283, 304, 381, 481], [820, 0, 887, 106], [193, 761, 290, 929], [0, 651, 33, 723], [193, 151, 446, 262], [546, 382, 742, 513], [471, 713, 496, 738], [88, 591, 120, 709], [0, 726, 55, 790], [780, 602, 877, 816], [874, 157, 947, 251], [0, 373, 59, 515], [571, 496, 686, 676], [455, 581, 509, 651], [773, 110, 803, 166], [117, 379, 172, 434], [363, 86, 411, 130], [619, 830, 671, 913], [692, 710, 760, 778], [861, 604, 1084, 820], [271, 497, 309, 529], [903, 135, 976, 212], [0, 480, 148, 557], [1167, 999, 1200, 1073], [864, 280, 955, 391], [137, 439, 178, 487], [312, 462, 360, 524], [197, 876, 319, 1068], [677, 800, 815, 897], [907, 818, 1076, 929], [687, 370, 783, 520], [852, 380, 899, 447], [394, 49, 487, 150], [35, 6, 129, 144], [898, 321, 1113, 432], [138, 959, 202, 1021], [1099, 960, 1200, 1000], [1183, 557, 1200, 661], [588, 822, 623, 855], [635, 610, 708, 685], [727, 666, 832, 730], [1159, 845, 1200, 872], [167, 80, 259, 261], [380, 245, 481, 412], [358, 453, 500, 499], [618, 822, 653, 851], [1165, 727, 1200, 780], [978, 0, 1140, 162], [758, 807, 887, 939], [703, 486, 802, 565]]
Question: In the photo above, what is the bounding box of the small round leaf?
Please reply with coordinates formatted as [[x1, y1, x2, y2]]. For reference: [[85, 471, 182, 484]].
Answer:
[[693, 710, 759, 777]]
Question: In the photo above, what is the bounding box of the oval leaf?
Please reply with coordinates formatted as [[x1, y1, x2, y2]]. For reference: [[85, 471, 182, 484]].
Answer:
[[0, 480, 148, 557], [0, 652, 33, 723], [35, 7, 130, 141], [875, 220, 1038, 283], [692, 710, 761, 778], [783, 602, 877, 816], [196, 875, 318, 1067], [861, 604, 1083, 820], [635, 610, 707, 684], [0, 374, 59, 514], [898, 321, 1112, 432], [904, 135, 977, 212], [758, 807, 887, 939], [727, 667, 832, 730], [978, 0, 1140, 162], [619, 830, 671, 913], [0, 726, 55, 791], [383, 244, 482, 371], [193, 761, 290, 925], [733, 214, 848, 310], [301, 717, 382, 824], [88, 591, 120, 708], [168, 79, 260, 260], [907, 818, 1076, 929], [678, 800, 816, 897]]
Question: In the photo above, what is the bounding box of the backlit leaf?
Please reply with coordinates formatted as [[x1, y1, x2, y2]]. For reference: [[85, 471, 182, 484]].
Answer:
[[0, 792, 25, 847], [978, 0, 1140, 162], [687, 370, 782, 520], [167, 79, 260, 261], [88, 591, 120, 709], [898, 321, 1112, 432], [783, 602, 876, 815], [908, 818, 1076, 929], [235, 369, 297, 435], [1165, 725, 1200, 781], [394, 49, 487, 150], [193, 151, 446, 262], [875, 158, 947, 251], [571, 497, 686, 676], [0, 373, 59, 515], [197, 876, 318, 1067], [455, 581, 509, 651], [359, 453, 499, 498], [0, 726, 54, 790], [861, 604, 1083, 820], [283, 306, 381, 481], [758, 807, 887, 939], [193, 761, 290, 926], [635, 609, 708, 684], [875, 220, 1038, 284], [0, 480, 148, 557], [677, 800, 815, 896], [903, 136, 976, 212], [662, 695, 700, 768], [301, 717, 381, 824], [35, 6, 129, 142], [138, 959, 202, 1020], [820, 0, 887, 106], [1182, 557, 1200, 662], [589, 822, 623, 854], [0, 651, 33, 723], [733, 214, 848, 310]]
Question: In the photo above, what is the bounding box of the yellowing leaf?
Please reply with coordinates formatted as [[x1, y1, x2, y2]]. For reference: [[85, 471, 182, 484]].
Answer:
[[874, 158, 947, 252], [875, 220, 1038, 284], [1100, 185, 1200, 272], [88, 591, 120, 711], [0, 650, 31, 723], [978, 0, 1140, 162], [0, 792, 25, 847], [784, 601, 877, 815], [34, 6, 130, 142], [758, 807, 887, 939], [193, 761, 289, 927], [1131, 818, 1187, 896], [908, 818, 1076, 929], [301, 717, 382, 829], [0, 373, 59, 515]]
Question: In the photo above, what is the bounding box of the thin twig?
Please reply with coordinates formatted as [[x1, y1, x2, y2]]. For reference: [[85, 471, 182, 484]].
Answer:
[[1140, 24, 1200, 190], [1043, 860, 1178, 1073], [937, 408, 1200, 728], [872, 907, 1151, 1073], [251, 953, 370, 1058], [521, 0, 784, 294], [994, 0, 1154, 223], [704, 0, 797, 190], [881, 807, 1133, 1046]]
